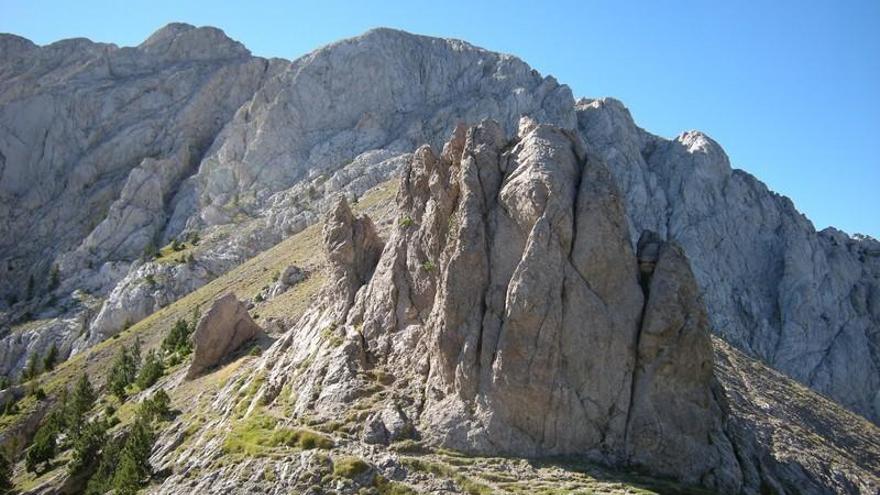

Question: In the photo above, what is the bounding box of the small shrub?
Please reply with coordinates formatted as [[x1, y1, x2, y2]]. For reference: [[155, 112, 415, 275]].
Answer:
[[399, 216, 414, 228], [187, 231, 201, 246], [333, 456, 370, 479], [297, 430, 334, 450], [421, 260, 436, 272], [374, 475, 417, 495], [249, 345, 262, 357], [31, 387, 46, 401], [254, 293, 264, 303]]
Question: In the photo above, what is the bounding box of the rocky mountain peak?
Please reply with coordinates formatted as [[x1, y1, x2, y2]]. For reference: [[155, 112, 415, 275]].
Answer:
[[138, 22, 250, 61]]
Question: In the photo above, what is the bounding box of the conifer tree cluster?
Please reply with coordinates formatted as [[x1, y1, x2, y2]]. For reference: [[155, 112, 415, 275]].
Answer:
[[25, 374, 96, 474]]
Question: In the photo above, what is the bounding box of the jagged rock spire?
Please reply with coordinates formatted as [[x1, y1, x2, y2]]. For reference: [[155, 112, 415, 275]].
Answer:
[[261, 121, 742, 492]]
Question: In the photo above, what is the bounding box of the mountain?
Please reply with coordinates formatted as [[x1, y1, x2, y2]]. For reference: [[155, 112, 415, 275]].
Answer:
[[0, 23, 878, 494]]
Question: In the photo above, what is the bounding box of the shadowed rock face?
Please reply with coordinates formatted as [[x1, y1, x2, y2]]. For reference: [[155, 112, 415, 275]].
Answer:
[[577, 97, 880, 423], [258, 121, 742, 491], [187, 293, 263, 378]]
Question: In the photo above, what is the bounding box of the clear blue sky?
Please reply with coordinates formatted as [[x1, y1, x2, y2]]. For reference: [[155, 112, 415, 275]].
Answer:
[[2, 1, 878, 237]]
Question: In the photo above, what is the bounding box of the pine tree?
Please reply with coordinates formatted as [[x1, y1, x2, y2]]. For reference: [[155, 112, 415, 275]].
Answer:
[[23, 353, 40, 381], [68, 374, 96, 434], [48, 265, 60, 291], [68, 419, 107, 477], [42, 344, 58, 372], [161, 318, 193, 356], [131, 337, 142, 369], [26, 274, 34, 300], [135, 350, 164, 390], [26, 420, 58, 473], [107, 344, 139, 400], [140, 389, 171, 422], [84, 435, 122, 495], [111, 415, 155, 494]]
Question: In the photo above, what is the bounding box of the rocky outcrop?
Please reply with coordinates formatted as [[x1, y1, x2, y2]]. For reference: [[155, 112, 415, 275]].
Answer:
[[577, 97, 880, 422], [187, 293, 263, 378], [247, 122, 740, 491]]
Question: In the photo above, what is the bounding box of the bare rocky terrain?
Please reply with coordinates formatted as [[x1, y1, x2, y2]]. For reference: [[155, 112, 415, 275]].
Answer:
[[0, 23, 878, 495]]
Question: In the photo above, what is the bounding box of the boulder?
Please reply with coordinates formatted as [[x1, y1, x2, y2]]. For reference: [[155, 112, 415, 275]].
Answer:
[[186, 294, 263, 378], [266, 265, 307, 299]]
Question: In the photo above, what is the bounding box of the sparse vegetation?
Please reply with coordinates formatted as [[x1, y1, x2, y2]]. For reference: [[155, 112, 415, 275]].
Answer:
[[223, 412, 334, 456], [333, 456, 370, 479], [106, 339, 142, 400], [42, 344, 58, 372], [135, 349, 164, 390]]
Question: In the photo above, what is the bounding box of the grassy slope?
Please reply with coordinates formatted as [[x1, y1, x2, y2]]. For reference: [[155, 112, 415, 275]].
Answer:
[[4, 180, 398, 489]]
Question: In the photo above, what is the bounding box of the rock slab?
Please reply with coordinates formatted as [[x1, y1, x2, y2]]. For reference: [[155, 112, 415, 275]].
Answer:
[[186, 293, 262, 378]]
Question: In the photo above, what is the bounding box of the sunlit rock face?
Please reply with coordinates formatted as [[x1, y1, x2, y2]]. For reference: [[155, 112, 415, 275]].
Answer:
[[1, 24, 877, 432], [252, 122, 742, 492]]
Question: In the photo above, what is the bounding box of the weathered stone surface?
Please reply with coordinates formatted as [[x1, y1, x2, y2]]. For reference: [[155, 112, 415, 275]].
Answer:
[[139, 124, 880, 495], [0, 25, 575, 379], [187, 293, 263, 378], [250, 122, 741, 491], [577, 97, 880, 423], [1, 27, 878, 493], [627, 238, 740, 489]]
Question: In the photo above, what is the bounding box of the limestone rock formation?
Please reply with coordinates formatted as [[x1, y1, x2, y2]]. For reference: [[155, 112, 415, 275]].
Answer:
[[247, 122, 740, 491], [0, 25, 575, 381], [577, 97, 880, 422], [0, 23, 877, 444], [187, 293, 263, 378]]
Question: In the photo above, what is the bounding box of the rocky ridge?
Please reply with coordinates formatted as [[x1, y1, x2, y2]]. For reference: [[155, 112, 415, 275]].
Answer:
[[577, 97, 880, 422], [145, 123, 879, 494], [0, 23, 877, 436]]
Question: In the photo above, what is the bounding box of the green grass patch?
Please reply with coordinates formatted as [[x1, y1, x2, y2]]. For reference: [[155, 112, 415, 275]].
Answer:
[[332, 456, 370, 479], [222, 412, 333, 456]]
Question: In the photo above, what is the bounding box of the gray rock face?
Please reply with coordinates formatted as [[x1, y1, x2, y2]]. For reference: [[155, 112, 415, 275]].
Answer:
[[0, 24, 876, 436], [254, 122, 741, 491], [187, 293, 263, 378], [0, 25, 575, 379], [576, 97, 880, 422]]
